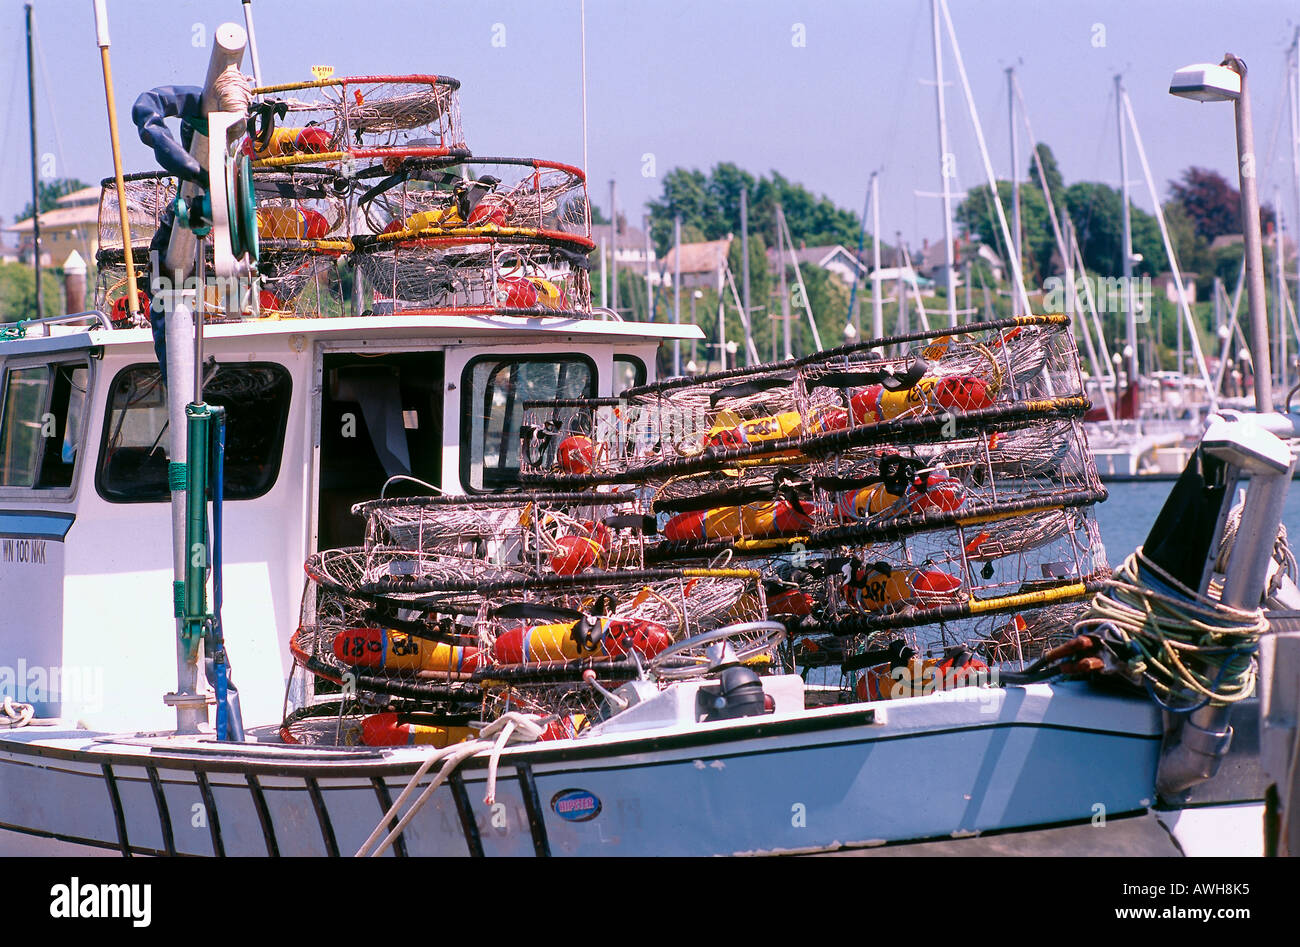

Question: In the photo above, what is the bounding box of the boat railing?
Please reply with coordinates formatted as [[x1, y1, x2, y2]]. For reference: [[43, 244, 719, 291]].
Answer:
[[0, 310, 114, 339]]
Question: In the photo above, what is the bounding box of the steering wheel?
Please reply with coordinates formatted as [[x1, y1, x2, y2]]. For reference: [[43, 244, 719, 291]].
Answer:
[[647, 621, 787, 681]]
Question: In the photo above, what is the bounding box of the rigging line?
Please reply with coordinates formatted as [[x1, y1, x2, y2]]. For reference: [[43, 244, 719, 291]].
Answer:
[[31, 19, 68, 173], [0, 33, 28, 215], [882, 2, 925, 176], [1262, 51, 1288, 184]]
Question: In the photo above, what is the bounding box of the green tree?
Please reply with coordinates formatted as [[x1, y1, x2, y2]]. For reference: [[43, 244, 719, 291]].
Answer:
[[647, 164, 864, 257], [16, 178, 90, 223], [0, 261, 63, 322]]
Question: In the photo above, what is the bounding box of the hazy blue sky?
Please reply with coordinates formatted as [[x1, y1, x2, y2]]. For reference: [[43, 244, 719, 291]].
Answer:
[[3, 0, 1300, 251]]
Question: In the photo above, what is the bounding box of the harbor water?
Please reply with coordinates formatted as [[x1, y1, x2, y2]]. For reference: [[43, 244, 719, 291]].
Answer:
[[1095, 480, 1300, 567]]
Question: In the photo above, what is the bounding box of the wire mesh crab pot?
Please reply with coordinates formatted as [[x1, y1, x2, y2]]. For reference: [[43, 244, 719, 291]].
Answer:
[[811, 507, 1108, 653], [247, 74, 468, 167], [792, 593, 1092, 704], [358, 156, 592, 238], [250, 166, 351, 240], [470, 568, 771, 671], [351, 233, 592, 316], [353, 490, 652, 577], [810, 418, 1104, 532]]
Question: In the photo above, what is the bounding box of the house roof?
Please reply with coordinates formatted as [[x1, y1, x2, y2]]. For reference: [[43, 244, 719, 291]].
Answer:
[[661, 236, 732, 274], [767, 244, 868, 276], [4, 202, 100, 234], [55, 186, 101, 207], [592, 221, 650, 252]]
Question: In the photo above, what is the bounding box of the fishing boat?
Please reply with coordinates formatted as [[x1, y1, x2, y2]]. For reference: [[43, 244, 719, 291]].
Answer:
[[0, 7, 1297, 859]]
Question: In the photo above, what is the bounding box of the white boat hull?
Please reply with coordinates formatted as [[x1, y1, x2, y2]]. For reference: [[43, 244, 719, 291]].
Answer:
[[0, 682, 1165, 856]]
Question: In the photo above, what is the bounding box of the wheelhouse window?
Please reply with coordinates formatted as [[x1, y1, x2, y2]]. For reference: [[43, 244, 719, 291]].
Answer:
[[97, 362, 292, 502], [0, 361, 89, 490], [613, 355, 647, 396], [461, 354, 595, 491]]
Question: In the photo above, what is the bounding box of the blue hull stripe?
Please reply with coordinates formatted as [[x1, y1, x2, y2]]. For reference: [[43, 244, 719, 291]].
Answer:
[[0, 511, 75, 540]]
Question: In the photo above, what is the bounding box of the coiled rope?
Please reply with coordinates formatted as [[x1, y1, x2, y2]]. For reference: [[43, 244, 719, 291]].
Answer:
[[1074, 549, 1267, 709]]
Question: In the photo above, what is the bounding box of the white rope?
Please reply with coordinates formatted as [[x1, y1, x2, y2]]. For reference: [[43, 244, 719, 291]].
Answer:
[[354, 711, 547, 858], [212, 68, 254, 116], [0, 697, 34, 729]]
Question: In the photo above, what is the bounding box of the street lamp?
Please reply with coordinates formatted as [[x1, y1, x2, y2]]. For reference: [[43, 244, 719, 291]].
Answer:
[[1170, 56, 1271, 411]]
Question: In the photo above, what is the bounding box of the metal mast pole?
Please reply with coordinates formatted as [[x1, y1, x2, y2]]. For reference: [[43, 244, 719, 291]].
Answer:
[[1290, 30, 1300, 388], [1117, 74, 1138, 391], [644, 213, 653, 322], [1008, 66, 1022, 317], [25, 4, 43, 319], [740, 186, 753, 365], [1275, 191, 1287, 392], [609, 179, 618, 317], [871, 171, 883, 340], [673, 214, 682, 375], [931, 0, 956, 327], [778, 204, 791, 359]]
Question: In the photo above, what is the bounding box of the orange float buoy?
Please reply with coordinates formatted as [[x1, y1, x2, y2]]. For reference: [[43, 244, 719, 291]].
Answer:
[[332, 627, 484, 673], [662, 498, 811, 542], [492, 617, 672, 664], [556, 435, 598, 475], [904, 469, 964, 513], [550, 534, 604, 575], [361, 713, 475, 747]]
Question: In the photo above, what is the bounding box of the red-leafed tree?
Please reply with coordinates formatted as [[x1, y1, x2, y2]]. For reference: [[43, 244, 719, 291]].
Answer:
[[1168, 166, 1274, 241]]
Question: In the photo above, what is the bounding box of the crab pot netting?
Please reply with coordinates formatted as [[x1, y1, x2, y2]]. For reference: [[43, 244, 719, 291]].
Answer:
[[359, 158, 592, 239], [473, 569, 770, 670], [353, 491, 652, 575], [248, 75, 467, 161], [812, 507, 1107, 644], [352, 236, 592, 315], [518, 318, 1087, 484], [811, 418, 1102, 530], [250, 168, 351, 240], [793, 597, 1092, 698], [253, 241, 348, 318], [97, 172, 176, 249], [794, 319, 1084, 441]]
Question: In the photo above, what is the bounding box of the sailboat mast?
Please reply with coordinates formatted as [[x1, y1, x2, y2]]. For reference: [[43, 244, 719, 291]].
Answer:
[[1116, 74, 1138, 390], [1008, 66, 1022, 317], [673, 214, 682, 375], [930, 0, 956, 327], [778, 204, 791, 359], [871, 171, 883, 339], [25, 3, 43, 318], [609, 179, 619, 316], [1291, 29, 1300, 391], [740, 186, 752, 365]]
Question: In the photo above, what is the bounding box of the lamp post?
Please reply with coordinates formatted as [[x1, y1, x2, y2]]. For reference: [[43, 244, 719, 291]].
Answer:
[[1170, 57, 1271, 411]]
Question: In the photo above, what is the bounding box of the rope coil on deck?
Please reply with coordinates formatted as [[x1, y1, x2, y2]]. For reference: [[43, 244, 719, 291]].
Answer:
[[1074, 549, 1268, 709]]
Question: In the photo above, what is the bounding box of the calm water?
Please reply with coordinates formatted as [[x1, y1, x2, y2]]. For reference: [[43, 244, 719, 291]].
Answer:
[[1094, 479, 1300, 565]]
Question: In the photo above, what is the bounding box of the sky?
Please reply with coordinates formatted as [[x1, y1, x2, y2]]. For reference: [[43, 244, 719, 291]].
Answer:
[[3, 0, 1300, 252]]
